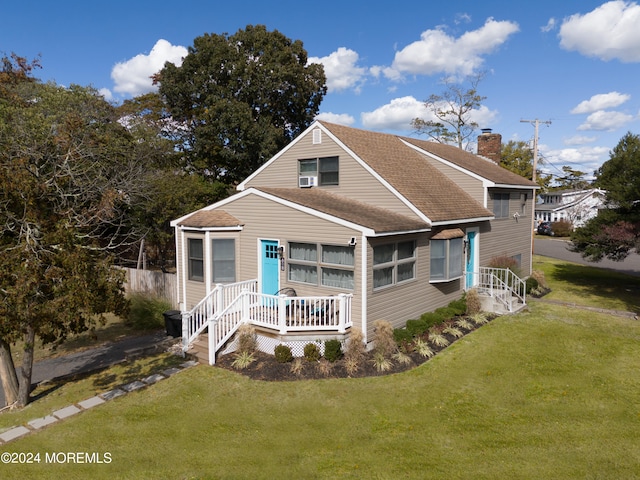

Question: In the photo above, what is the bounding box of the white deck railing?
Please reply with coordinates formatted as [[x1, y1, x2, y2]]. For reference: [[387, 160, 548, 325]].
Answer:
[[182, 280, 353, 364]]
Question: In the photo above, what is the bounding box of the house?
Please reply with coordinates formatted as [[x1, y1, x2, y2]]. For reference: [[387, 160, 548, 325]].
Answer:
[[535, 188, 606, 228], [171, 122, 538, 363]]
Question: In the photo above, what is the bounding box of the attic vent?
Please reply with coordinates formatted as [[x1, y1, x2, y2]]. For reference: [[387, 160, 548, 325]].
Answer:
[[312, 128, 322, 144]]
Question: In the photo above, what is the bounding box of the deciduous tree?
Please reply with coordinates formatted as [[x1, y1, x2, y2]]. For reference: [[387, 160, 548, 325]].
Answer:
[[0, 56, 141, 407], [411, 73, 486, 150], [570, 132, 640, 261], [500, 140, 552, 190], [156, 25, 327, 184]]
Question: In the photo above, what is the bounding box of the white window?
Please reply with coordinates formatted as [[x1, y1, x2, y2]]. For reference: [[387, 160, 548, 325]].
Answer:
[[430, 237, 463, 282], [188, 238, 204, 282], [373, 241, 416, 290], [288, 242, 354, 289], [493, 192, 510, 218], [298, 157, 339, 186], [212, 239, 235, 283]]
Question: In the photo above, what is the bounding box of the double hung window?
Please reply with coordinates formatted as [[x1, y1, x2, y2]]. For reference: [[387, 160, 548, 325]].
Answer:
[[493, 192, 510, 218], [212, 239, 236, 283], [188, 238, 204, 281]]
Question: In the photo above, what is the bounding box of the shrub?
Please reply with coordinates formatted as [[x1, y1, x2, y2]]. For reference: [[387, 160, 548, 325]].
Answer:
[[488, 254, 521, 277], [434, 306, 458, 321], [127, 293, 172, 330], [236, 324, 257, 354], [552, 219, 573, 237], [324, 339, 343, 362], [525, 276, 539, 294], [393, 328, 414, 344], [420, 312, 446, 329], [448, 297, 467, 316], [303, 342, 321, 362], [465, 288, 482, 315], [406, 319, 428, 337], [317, 359, 333, 376], [274, 344, 293, 363], [373, 320, 396, 358]]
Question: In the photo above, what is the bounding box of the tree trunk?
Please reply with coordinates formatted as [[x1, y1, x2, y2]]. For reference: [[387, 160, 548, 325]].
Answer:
[[17, 325, 36, 408], [0, 338, 19, 407]]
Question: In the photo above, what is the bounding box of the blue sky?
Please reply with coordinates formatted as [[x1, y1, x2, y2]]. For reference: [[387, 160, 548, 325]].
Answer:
[[3, 0, 640, 182]]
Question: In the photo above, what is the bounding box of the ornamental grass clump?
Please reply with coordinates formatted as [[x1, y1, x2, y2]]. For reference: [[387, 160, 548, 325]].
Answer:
[[344, 329, 366, 375], [236, 324, 257, 354], [465, 288, 482, 316], [231, 351, 255, 369]]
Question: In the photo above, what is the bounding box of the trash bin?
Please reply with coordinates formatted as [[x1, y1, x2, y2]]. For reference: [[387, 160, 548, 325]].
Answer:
[[163, 310, 182, 338]]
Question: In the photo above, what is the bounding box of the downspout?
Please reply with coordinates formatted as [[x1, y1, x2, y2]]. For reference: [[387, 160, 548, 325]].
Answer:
[[360, 233, 368, 345]]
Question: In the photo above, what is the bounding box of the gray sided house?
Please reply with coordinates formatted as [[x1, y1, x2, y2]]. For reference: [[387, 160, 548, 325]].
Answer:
[[171, 121, 538, 363]]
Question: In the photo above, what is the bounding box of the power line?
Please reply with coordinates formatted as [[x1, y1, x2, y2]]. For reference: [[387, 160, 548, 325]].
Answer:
[[520, 118, 552, 182]]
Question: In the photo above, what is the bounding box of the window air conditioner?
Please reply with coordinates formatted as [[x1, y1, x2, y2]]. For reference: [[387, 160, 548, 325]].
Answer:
[[299, 176, 317, 187]]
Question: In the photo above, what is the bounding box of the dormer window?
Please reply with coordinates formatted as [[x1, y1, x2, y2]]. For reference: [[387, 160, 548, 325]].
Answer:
[[298, 156, 339, 187]]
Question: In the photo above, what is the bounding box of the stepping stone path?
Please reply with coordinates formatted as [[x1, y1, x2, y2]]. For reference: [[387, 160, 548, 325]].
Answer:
[[0, 360, 198, 445]]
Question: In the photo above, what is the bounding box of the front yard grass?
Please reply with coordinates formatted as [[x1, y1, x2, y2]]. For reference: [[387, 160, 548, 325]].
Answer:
[[2, 257, 640, 478]]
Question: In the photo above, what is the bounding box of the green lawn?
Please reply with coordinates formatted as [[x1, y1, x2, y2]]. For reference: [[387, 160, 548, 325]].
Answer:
[[2, 256, 640, 479]]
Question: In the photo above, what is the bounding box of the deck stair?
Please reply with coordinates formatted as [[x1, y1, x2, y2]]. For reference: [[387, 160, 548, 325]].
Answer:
[[186, 333, 209, 365], [469, 267, 527, 314]]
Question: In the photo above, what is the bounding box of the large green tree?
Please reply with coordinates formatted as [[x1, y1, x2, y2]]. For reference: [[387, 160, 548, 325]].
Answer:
[[115, 93, 228, 269], [500, 140, 552, 190], [570, 132, 640, 261], [0, 56, 140, 407], [156, 24, 327, 184], [411, 72, 486, 151]]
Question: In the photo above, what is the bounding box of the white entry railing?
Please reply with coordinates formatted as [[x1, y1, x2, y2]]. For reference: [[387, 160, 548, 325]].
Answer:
[[467, 267, 526, 312]]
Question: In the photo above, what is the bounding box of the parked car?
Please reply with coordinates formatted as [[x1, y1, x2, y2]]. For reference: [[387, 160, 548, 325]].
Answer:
[[537, 221, 554, 236]]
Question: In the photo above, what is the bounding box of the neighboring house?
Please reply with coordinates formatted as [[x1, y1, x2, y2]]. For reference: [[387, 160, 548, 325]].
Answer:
[[171, 122, 538, 363], [535, 188, 606, 228]]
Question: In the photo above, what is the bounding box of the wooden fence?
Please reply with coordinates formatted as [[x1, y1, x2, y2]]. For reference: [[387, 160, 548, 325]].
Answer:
[[121, 267, 178, 308]]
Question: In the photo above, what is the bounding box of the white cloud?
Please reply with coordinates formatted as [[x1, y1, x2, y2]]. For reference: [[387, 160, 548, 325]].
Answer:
[[571, 91, 630, 114], [360, 95, 498, 133], [361, 96, 429, 131], [98, 88, 114, 102], [541, 18, 556, 33], [541, 145, 610, 174], [563, 135, 597, 145], [577, 110, 634, 131], [111, 39, 187, 97], [308, 47, 367, 93], [386, 18, 519, 79], [559, 1, 640, 62], [315, 112, 355, 126]]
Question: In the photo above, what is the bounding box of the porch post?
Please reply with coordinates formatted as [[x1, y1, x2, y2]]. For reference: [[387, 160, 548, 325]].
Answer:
[[215, 283, 224, 317], [181, 311, 189, 353], [337, 294, 346, 333], [208, 319, 217, 365], [278, 295, 287, 334], [241, 288, 250, 323]]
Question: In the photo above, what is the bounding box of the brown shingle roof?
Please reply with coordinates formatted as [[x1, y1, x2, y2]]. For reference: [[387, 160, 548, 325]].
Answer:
[[320, 122, 495, 222], [178, 210, 242, 228], [399, 136, 539, 187], [256, 187, 430, 234]]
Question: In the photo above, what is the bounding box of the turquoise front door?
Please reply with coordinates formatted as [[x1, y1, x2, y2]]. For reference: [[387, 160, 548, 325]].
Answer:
[[261, 240, 280, 294], [465, 231, 476, 289]]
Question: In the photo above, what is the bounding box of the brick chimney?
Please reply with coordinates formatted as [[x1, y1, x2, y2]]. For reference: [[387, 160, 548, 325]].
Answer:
[[477, 128, 502, 165]]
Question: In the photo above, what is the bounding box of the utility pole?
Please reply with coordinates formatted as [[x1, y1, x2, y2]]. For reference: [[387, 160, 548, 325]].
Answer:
[[520, 118, 552, 182]]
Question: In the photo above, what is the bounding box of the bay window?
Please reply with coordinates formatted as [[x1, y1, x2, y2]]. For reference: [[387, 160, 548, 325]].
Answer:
[[288, 242, 354, 289], [430, 237, 463, 282]]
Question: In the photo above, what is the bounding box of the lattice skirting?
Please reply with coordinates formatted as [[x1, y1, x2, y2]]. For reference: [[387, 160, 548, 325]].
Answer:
[[220, 334, 348, 358]]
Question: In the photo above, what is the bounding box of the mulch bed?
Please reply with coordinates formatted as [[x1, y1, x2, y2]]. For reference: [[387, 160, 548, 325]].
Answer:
[[214, 316, 497, 381]]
